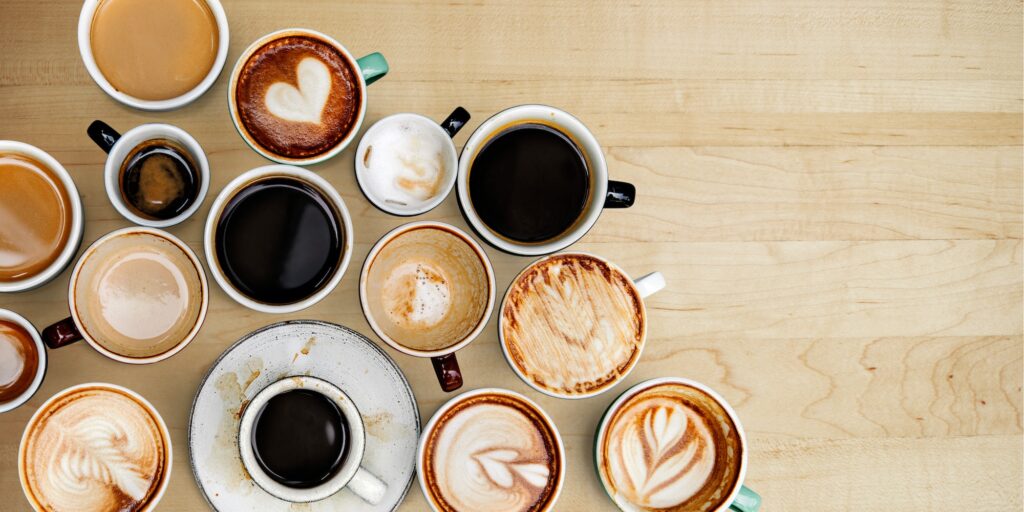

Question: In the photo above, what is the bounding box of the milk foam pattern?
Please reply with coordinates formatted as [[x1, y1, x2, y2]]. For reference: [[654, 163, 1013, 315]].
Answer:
[[265, 57, 331, 124]]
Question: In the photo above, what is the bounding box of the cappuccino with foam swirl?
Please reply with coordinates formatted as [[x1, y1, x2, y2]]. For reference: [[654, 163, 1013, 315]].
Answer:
[[19, 384, 171, 512], [419, 389, 564, 512]]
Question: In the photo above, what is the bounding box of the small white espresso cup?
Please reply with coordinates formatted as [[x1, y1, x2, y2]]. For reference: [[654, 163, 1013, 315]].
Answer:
[[238, 376, 387, 504], [0, 309, 46, 414], [87, 121, 210, 228]]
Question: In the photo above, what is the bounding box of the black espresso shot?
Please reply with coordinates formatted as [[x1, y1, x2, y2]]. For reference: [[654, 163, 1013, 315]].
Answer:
[[120, 138, 200, 220], [468, 123, 589, 243], [215, 177, 343, 304], [251, 389, 349, 488]]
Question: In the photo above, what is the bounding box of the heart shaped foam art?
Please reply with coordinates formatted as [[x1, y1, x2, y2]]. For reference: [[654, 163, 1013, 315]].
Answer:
[[264, 57, 332, 124]]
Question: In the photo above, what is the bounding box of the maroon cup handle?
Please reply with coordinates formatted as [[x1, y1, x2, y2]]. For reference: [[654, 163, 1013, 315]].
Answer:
[[42, 317, 84, 349], [431, 353, 463, 392]]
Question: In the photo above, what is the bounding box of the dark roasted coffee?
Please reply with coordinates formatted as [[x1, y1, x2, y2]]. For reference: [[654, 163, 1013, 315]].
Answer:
[[469, 123, 589, 243], [251, 389, 349, 488], [120, 138, 200, 220], [215, 177, 343, 305]]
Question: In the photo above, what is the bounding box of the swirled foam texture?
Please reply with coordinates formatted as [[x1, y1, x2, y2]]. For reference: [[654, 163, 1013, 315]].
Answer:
[[359, 118, 451, 208], [422, 393, 561, 512], [501, 254, 644, 396], [599, 383, 743, 511], [235, 35, 360, 159], [21, 386, 168, 511]]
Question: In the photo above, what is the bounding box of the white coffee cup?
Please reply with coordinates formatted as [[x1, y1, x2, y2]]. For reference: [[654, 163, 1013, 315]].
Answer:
[[76, 0, 229, 111], [0, 141, 84, 293], [238, 376, 387, 504], [87, 121, 210, 228], [0, 309, 46, 414]]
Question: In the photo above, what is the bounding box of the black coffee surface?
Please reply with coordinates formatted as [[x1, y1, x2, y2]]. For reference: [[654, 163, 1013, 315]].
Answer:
[[120, 139, 199, 220], [469, 123, 589, 243], [215, 177, 342, 305], [252, 389, 349, 488]]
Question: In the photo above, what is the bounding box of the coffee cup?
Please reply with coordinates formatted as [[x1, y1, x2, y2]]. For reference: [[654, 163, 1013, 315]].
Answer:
[[19, 382, 172, 511], [594, 377, 762, 512], [87, 120, 210, 227], [41, 227, 208, 364], [417, 387, 565, 512], [359, 221, 495, 392], [228, 28, 388, 165], [0, 309, 46, 414], [456, 104, 636, 256], [0, 141, 84, 293], [77, 0, 229, 111], [499, 252, 665, 399], [355, 107, 471, 216], [238, 376, 387, 504], [204, 165, 354, 313]]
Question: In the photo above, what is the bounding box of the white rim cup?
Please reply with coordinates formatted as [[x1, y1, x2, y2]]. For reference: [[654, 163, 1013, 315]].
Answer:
[[0, 310, 46, 414], [77, 0, 230, 111]]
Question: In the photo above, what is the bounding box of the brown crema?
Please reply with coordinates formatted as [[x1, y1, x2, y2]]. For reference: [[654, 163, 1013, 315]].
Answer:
[[90, 0, 219, 101], [0, 153, 72, 282], [0, 320, 39, 404]]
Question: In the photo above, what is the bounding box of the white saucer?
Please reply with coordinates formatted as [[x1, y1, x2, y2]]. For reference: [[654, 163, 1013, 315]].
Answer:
[[188, 320, 420, 511]]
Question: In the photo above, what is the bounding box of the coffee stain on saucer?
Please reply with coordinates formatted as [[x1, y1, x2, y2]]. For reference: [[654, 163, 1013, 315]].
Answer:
[[363, 410, 395, 442], [210, 371, 255, 493], [292, 336, 317, 362], [242, 369, 261, 392]]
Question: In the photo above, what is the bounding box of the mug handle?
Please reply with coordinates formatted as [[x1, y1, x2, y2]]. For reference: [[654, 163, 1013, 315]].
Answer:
[[605, 180, 636, 208], [729, 485, 762, 511], [348, 466, 387, 504], [431, 353, 463, 392], [440, 107, 471, 138], [41, 317, 84, 349], [87, 120, 121, 154], [356, 53, 389, 86], [633, 271, 665, 299]]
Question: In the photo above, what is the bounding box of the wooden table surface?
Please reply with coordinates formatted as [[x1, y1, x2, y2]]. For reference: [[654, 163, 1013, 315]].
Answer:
[[1, 1, 1021, 510]]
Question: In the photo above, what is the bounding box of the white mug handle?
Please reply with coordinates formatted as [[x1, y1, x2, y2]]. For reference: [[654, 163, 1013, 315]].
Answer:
[[348, 466, 386, 504], [634, 271, 665, 299]]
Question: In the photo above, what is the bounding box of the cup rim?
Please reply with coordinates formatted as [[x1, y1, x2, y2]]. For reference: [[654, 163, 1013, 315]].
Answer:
[[415, 387, 566, 512], [455, 104, 608, 256], [67, 227, 209, 364], [227, 28, 368, 166], [0, 309, 46, 414], [237, 375, 366, 503], [203, 165, 354, 313], [76, 0, 230, 111], [103, 123, 211, 228], [592, 377, 749, 512], [354, 113, 459, 216], [497, 251, 648, 400], [358, 220, 495, 358], [18, 382, 173, 512], [0, 141, 85, 293]]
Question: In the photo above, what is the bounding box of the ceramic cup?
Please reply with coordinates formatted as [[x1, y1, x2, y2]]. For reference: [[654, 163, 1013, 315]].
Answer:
[[0, 309, 46, 414], [0, 141, 84, 293], [76, 0, 229, 111], [86, 121, 210, 228], [355, 107, 470, 216], [456, 104, 636, 256], [238, 376, 387, 504]]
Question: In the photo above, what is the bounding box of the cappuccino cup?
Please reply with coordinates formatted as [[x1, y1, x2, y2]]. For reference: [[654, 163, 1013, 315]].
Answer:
[[238, 376, 387, 504], [41, 227, 208, 364], [594, 378, 761, 512], [359, 221, 495, 392], [0, 309, 45, 414]]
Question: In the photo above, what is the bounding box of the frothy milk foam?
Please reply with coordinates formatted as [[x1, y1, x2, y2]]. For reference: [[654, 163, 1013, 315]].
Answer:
[[382, 261, 451, 328], [360, 118, 450, 208]]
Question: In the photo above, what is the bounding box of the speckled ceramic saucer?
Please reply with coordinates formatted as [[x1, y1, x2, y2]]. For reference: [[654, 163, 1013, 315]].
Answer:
[[188, 320, 420, 511]]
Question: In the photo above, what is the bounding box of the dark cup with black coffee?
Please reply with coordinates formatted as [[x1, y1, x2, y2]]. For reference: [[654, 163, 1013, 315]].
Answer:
[[239, 376, 386, 503], [456, 104, 635, 256]]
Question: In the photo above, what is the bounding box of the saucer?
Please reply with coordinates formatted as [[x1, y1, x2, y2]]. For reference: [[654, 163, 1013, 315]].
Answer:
[[188, 320, 420, 511]]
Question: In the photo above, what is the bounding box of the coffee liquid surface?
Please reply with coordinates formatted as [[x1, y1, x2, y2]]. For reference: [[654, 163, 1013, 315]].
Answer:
[[0, 320, 38, 404], [252, 389, 348, 488], [215, 178, 343, 305], [120, 139, 200, 220], [91, 0, 219, 101], [0, 153, 72, 282], [469, 123, 589, 243]]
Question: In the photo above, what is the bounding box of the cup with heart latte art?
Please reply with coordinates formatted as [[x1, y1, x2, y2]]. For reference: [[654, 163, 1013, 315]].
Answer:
[[228, 28, 388, 165]]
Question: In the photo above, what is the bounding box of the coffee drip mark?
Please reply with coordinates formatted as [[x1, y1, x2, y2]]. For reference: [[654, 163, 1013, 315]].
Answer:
[[472, 449, 550, 490], [265, 57, 332, 124], [48, 417, 153, 503]]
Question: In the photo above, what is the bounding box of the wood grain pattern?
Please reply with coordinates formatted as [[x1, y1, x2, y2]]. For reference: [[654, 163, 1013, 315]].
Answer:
[[0, 0, 1021, 511]]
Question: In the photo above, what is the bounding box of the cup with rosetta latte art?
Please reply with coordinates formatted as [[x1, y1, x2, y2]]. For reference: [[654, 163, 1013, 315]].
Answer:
[[18, 383, 172, 511], [594, 378, 762, 512]]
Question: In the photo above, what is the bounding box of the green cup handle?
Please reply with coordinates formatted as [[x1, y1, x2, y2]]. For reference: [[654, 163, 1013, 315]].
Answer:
[[356, 52, 388, 86], [729, 485, 762, 511]]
